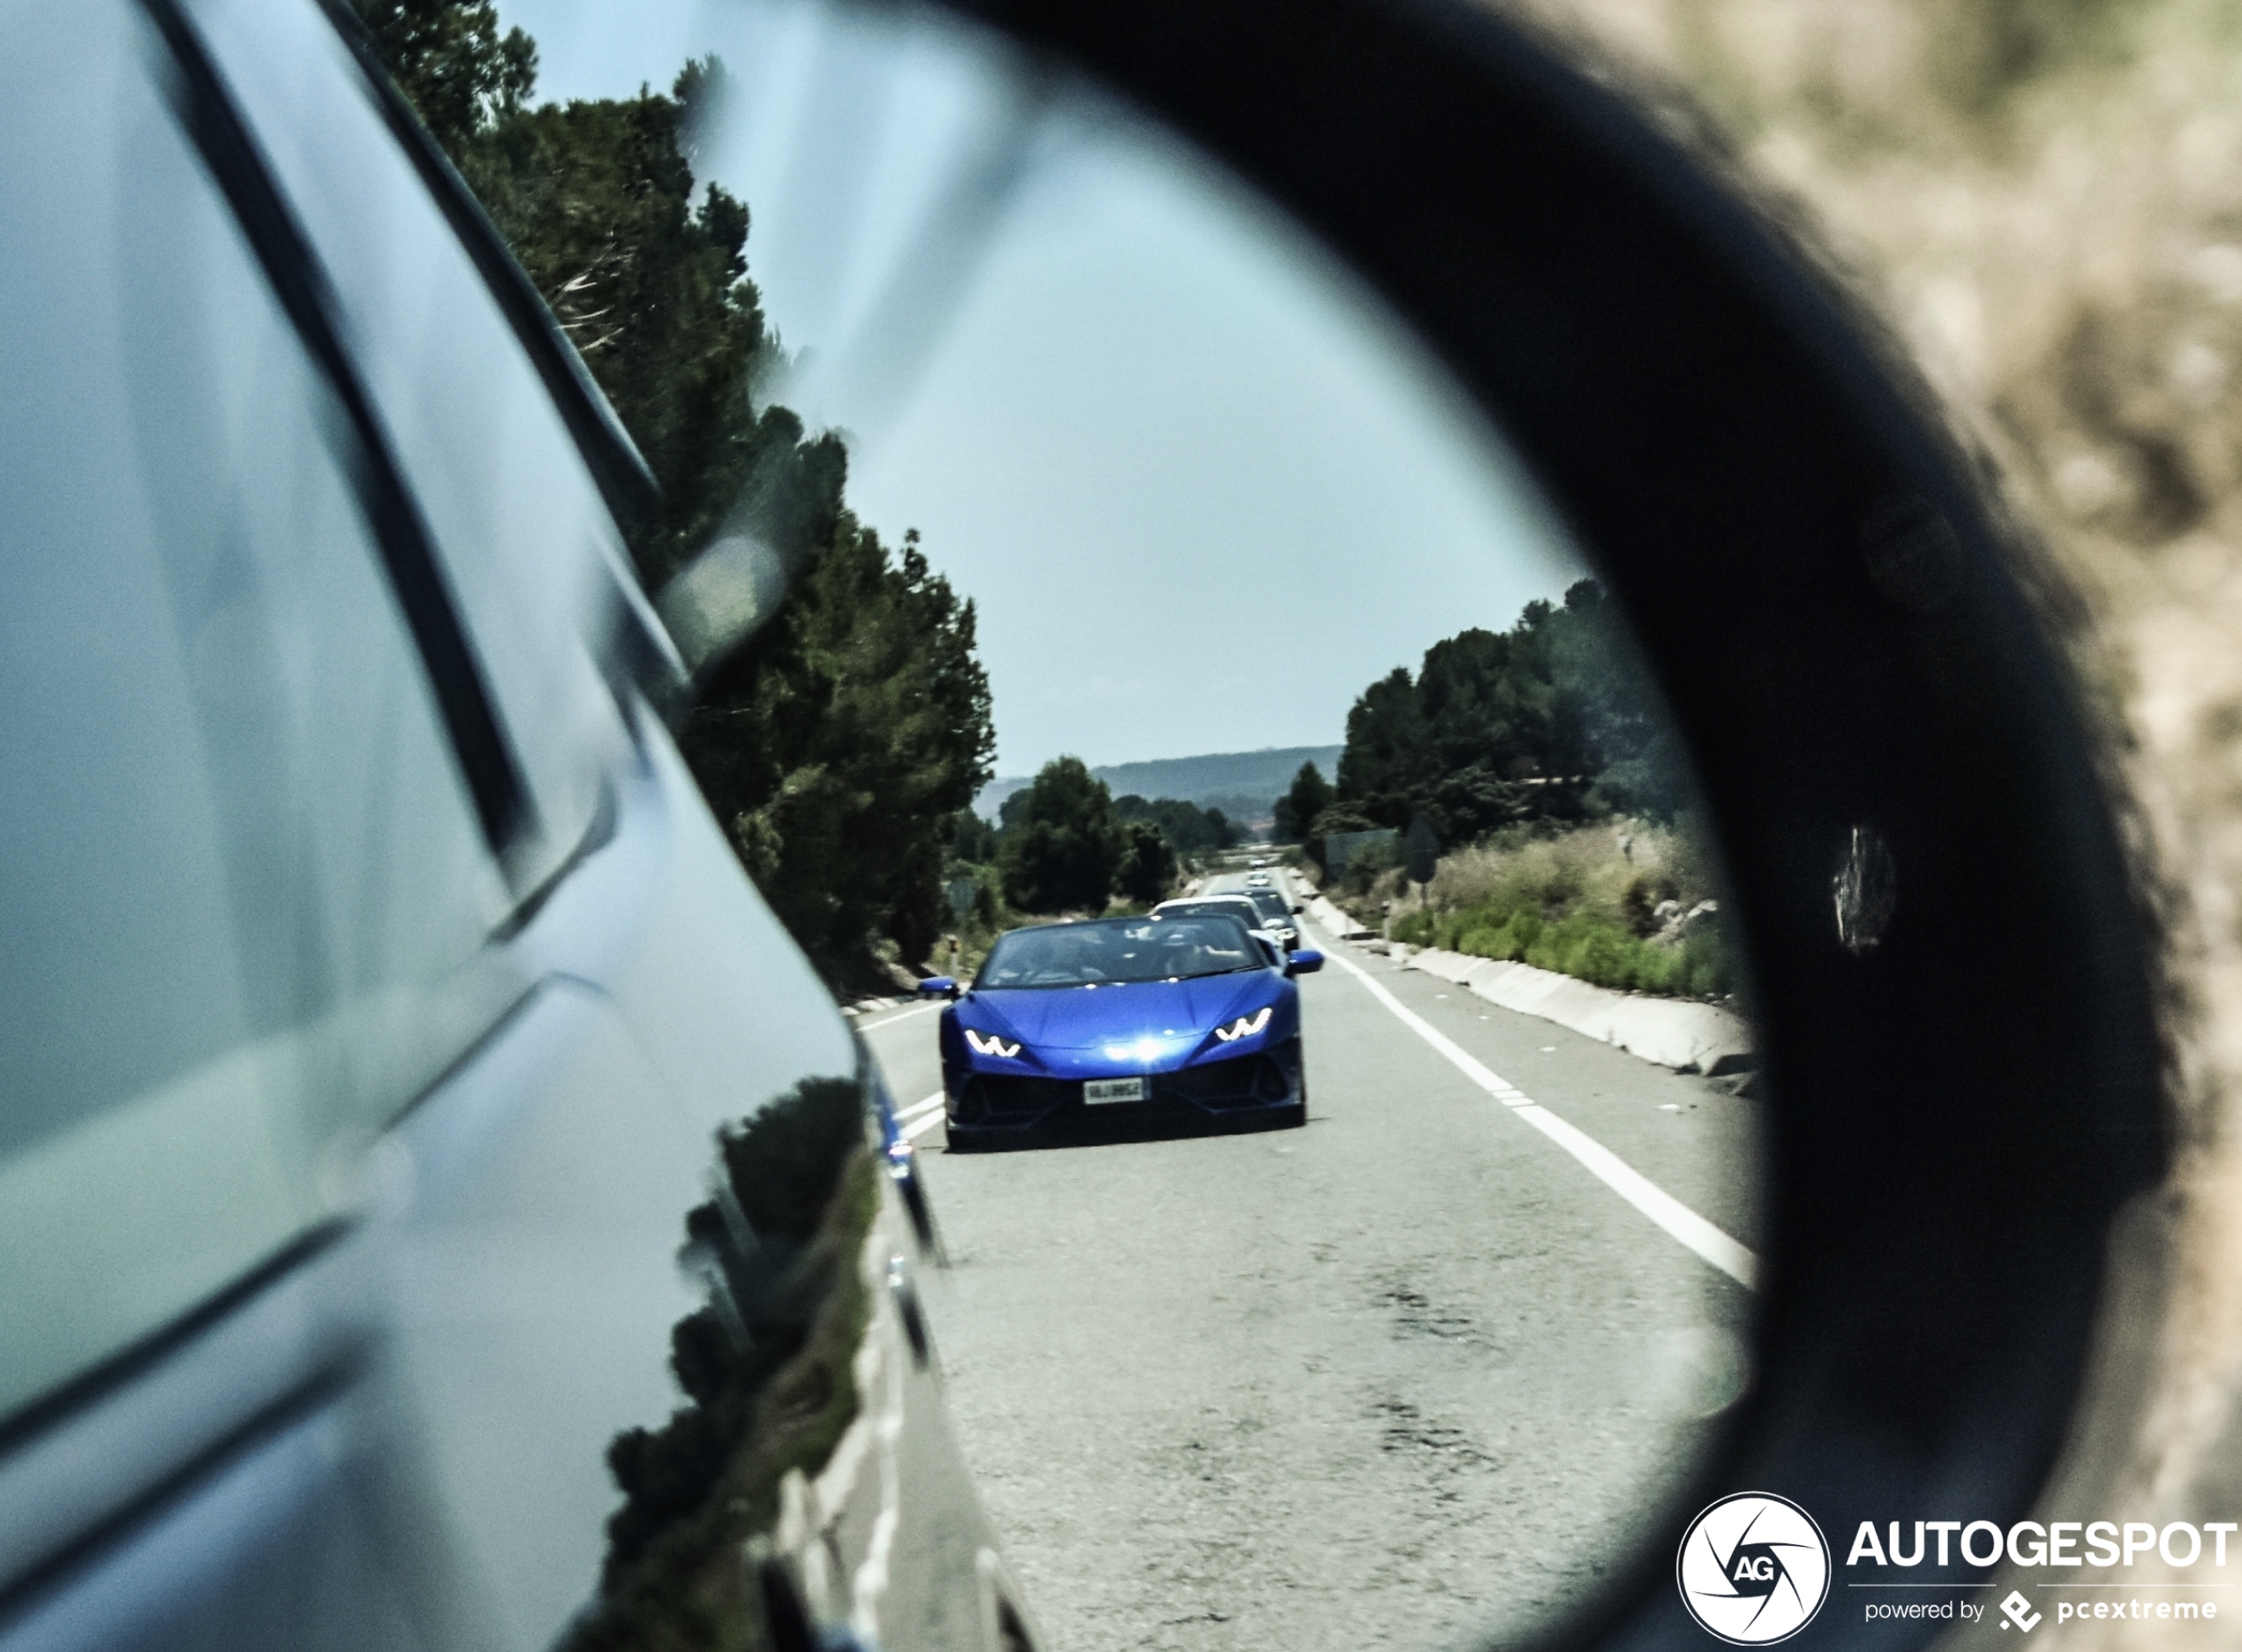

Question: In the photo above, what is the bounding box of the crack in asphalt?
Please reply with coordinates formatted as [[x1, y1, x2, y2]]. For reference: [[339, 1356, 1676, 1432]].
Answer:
[[1379, 1283, 1476, 1340]]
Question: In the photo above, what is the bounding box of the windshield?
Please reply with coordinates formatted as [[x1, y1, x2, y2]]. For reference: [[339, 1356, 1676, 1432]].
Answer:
[[979, 917, 1266, 987], [1245, 891, 1290, 925], [1153, 900, 1261, 927]]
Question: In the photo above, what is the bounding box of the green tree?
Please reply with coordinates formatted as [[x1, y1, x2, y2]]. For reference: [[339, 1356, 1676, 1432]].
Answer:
[[359, 6, 999, 979], [1112, 794, 1235, 855], [1545, 581, 1690, 820], [1272, 761, 1333, 843], [1330, 580, 1688, 842], [356, 0, 535, 154], [999, 758, 1122, 914], [442, 62, 839, 588], [950, 807, 1001, 865], [1335, 666, 1430, 813], [1113, 822, 1178, 905], [683, 525, 993, 970]]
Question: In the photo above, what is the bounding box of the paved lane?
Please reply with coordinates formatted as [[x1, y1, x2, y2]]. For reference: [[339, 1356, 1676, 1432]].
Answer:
[[866, 879, 1759, 1652]]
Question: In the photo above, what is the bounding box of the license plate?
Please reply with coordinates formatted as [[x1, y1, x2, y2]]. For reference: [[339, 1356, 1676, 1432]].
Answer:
[[1083, 1077, 1146, 1105]]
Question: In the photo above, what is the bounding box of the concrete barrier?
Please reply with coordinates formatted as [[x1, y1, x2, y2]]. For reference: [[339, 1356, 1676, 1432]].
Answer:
[[1403, 947, 1752, 1074], [1305, 893, 1373, 940]]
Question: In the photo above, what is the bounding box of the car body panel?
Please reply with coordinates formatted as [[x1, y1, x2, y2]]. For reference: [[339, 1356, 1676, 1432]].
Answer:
[[0, 5, 1020, 1651]]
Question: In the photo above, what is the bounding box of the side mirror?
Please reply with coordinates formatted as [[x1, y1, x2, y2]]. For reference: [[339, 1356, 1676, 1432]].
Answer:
[[1290, 904, 1305, 914], [1285, 950, 1324, 977], [917, 976, 959, 1000]]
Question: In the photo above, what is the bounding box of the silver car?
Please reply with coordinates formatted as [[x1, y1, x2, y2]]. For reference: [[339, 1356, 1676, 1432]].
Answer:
[[0, 6, 1018, 1650], [1149, 895, 1284, 955]]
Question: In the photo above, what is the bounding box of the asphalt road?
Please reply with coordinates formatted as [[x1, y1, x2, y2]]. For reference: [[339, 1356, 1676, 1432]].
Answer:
[[855, 873, 1759, 1652]]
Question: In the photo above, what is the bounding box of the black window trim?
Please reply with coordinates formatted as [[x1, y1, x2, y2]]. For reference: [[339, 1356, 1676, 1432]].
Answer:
[[136, 0, 540, 874], [305, 0, 659, 541], [305, 0, 687, 710]]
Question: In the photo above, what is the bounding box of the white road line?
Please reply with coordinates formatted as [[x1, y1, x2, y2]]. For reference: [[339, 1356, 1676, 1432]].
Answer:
[[897, 1090, 944, 1123], [1309, 918, 1758, 1290], [859, 1002, 939, 1033], [902, 1106, 946, 1142]]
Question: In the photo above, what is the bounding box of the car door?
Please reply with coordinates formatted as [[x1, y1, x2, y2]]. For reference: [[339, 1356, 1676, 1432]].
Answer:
[[0, 4, 1012, 1649]]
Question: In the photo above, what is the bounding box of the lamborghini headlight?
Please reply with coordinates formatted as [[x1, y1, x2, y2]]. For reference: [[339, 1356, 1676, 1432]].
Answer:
[[1214, 1007, 1274, 1043], [963, 1028, 1022, 1059]]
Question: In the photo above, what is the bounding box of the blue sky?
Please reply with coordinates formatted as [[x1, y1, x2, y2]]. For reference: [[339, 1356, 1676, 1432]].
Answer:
[[503, 0, 1588, 771]]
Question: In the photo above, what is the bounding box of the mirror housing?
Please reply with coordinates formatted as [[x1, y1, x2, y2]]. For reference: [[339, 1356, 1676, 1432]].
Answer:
[[935, 14, 2164, 1638], [1284, 950, 1323, 977], [917, 976, 959, 1000]]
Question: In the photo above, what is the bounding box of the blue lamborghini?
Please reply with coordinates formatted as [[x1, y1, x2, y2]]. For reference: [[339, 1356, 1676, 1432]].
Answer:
[[921, 913, 1323, 1148]]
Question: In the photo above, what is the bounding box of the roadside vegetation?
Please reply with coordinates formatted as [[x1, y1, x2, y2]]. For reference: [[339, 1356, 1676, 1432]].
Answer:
[[358, 0, 993, 993], [1277, 582, 1732, 1000], [1387, 822, 1733, 998], [1303, 578, 1685, 866]]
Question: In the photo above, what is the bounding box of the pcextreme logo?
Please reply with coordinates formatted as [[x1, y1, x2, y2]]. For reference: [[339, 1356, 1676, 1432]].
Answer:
[[1677, 1493, 1833, 1645]]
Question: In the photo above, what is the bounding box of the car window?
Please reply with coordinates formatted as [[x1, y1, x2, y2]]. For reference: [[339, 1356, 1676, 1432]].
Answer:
[[1158, 900, 1260, 927], [188, 0, 645, 898], [980, 918, 1262, 987], [0, 0, 528, 1424]]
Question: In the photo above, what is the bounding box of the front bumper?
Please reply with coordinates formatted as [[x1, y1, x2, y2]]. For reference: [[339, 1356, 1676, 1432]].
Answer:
[[947, 1037, 1302, 1136]]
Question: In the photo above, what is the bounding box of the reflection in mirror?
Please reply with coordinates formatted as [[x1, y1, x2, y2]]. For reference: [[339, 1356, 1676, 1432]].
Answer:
[[413, 0, 1763, 1644], [568, 1075, 873, 1648]]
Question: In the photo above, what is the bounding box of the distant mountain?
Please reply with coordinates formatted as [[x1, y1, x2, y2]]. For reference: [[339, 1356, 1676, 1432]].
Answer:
[[975, 745, 1343, 821]]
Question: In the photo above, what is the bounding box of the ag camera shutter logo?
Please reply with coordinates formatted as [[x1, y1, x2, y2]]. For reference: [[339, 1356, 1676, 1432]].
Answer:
[[1677, 1492, 1832, 1644]]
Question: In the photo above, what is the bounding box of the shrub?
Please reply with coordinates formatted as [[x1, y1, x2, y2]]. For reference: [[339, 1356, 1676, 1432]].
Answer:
[[1393, 907, 1439, 947], [1411, 817, 1735, 999], [1621, 871, 1679, 936], [1671, 927, 1734, 998], [1455, 927, 1502, 959]]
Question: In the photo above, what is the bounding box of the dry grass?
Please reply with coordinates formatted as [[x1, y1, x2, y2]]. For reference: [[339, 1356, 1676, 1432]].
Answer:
[[1419, 820, 1721, 927], [1373, 819, 1734, 996]]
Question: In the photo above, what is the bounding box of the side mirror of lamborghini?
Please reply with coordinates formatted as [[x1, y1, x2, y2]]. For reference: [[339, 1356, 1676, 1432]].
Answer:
[[878, 1, 2160, 1644], [413, 3, 2164, 1651]]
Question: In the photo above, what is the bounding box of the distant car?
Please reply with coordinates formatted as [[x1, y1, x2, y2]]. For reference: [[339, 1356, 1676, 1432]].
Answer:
[[1149, 893, 1277, 943], [1248, 856, 1268, 868], [933, 914, 1321, 1147], [1238, 887, 1303, 950], [1245, 870, 1273, 888]]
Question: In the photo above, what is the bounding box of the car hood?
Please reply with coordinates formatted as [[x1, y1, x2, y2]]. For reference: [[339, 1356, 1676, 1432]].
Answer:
[[966, 974, 1274, 1051]]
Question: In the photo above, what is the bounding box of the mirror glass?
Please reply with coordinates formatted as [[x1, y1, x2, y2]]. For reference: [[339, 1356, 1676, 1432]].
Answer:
[[479, 0, 1762, 1641]]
